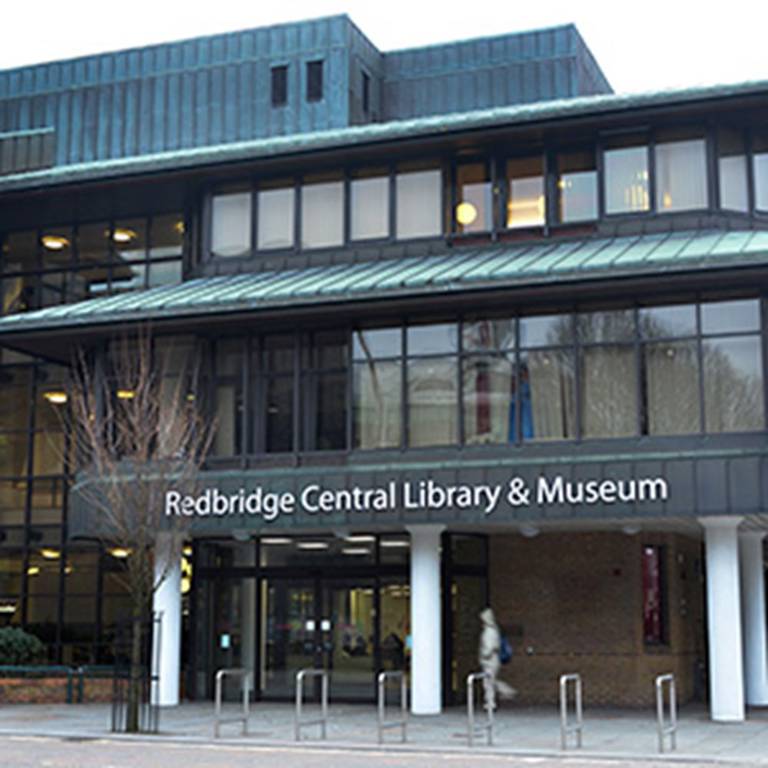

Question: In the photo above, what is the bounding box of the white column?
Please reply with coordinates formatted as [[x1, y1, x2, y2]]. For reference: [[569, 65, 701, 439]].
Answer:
[[407, 524, 444, 715], [740, 531, 768, 706], [701, 516, 745, 722], [152, 533, 182, 707]]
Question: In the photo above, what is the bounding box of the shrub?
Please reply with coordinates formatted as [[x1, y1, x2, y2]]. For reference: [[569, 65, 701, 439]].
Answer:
[[0, 627, 46, 665]]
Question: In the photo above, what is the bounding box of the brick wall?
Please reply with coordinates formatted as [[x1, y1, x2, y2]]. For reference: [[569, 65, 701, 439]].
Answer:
[[483, 531, 705, 707], [0, 676, 113, 703]]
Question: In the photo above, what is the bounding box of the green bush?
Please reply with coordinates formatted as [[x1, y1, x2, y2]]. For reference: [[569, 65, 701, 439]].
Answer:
[[0, 627, 46, 665]]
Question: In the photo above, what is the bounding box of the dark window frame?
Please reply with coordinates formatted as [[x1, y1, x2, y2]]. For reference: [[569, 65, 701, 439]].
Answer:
[[306, 60, 324, 103], [270, 65, 288, 108]]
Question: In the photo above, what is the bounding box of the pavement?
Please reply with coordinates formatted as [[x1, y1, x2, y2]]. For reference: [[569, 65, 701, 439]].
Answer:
[[0, 701, 767, 765]]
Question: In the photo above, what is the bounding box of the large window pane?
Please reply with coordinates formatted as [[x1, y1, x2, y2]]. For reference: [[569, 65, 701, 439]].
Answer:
[[2, 274, 37, 314], [718, 129, 748, 212], [704, 336, 764, 432], [639, 304, 697, 339], [351, 172, 389, 241], [655, 138, 707, 212], [150, 214, 184, 259], [301, 179, 343, 249], [753, 132, 768, 211], [520, 314, 573, 348], [506, 157, 544, 228], [2, 231, 38, 273], [396, 168, 441, 239], [303, 332, 348, 451], [643, 341, 700, 435], [211, 191, 252, 258], [353, 360, 401, 449], [212, 340, 243, 456], [265, 377, 294, 452], [521, 349, 576, 441], [455, 163, 492, 234], [0, 480, 26, 526], [581, 346, 637, 437], [557, 151, 598, 223], [353, 328, 401, 359], [604, 144, 649, 214], [258, 183, 295, 250], [463, 355, 514, 444], [577, 310, 636, 343], [408, 358, 458, 446], [462, 318, 516, 352], [407, 323, 457, 355], [76, 223, 110, 266]]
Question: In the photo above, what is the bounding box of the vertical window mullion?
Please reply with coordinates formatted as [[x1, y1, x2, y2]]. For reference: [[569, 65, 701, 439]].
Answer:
[[696, 301, 707, 434], [647, 138, 657, 213], [292, 333, 300, 455], [746, 128, 757, 214], [457, 317, 465, 444], [573, 312, 583, 442], [401, 326, 408, 450]]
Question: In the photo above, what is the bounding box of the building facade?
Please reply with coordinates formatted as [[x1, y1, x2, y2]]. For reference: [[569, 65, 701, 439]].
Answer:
[[0, 15, 766, 722]]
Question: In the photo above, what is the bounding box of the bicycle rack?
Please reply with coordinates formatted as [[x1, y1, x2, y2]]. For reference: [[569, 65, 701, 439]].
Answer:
[[213, 668, 251, 738], [377, 670, 407, 744], [559, 673, 583, 749], [466, 671, 494, 746], [295, 668, 329, 741], [655, 673, 677, 753]]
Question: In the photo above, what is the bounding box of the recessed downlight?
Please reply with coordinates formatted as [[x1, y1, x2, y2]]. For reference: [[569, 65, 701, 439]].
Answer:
[[41, 234, 70, 251]]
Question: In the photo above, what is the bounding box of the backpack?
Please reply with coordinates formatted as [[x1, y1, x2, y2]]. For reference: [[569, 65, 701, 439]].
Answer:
[[500, 635, 513, 665]]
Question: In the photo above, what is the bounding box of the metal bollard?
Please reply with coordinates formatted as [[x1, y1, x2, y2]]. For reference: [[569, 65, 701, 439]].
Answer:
[[377, 670, 407, 744], [559, 673, 583, 749], [466, 671, 493, 747], [213, 668, 251, 738], [295, 668, 329, 741], [655, 673, 677, 753]]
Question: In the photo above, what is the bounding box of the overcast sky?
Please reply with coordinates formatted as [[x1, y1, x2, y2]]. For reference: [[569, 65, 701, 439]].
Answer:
[[2, 0, 768, 94]]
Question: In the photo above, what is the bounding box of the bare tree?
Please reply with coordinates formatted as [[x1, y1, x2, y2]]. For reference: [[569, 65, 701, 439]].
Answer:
[[66, 328, 213, 732]]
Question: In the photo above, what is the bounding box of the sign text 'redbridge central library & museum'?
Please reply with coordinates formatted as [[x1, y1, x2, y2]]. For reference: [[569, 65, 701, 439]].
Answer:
[[165, 475, 670, 522]]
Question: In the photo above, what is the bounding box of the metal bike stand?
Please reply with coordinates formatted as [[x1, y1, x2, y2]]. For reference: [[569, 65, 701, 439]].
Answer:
[[295, 668, 329, 741], [213, 668, 251, 738], [655, 673, 677, 753], [559, 673, 583, 749], [466, 671, 494, 746], [377, 670, 408, 744]]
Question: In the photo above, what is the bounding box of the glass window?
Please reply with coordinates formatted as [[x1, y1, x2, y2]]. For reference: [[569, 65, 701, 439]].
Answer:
[[271, 65, 288, 107], [604, 142, 649, 214], [581, 346, 638, 437], [0, 480, 27, 526], [0, 551, 23, 595], [717, 129, 748, 212], [0, 367, 31, 432], [557, 151, 598, 223], [307, 60, 323, 102], [463, 354, 515, 444], [643, 341, 700, 435], [519, 314, 572, 348], [655, 137, 707, 212], [263, 335, 295, 453], [353, 329, 401, 450], [455, 163, 492, 234], [2, 274, 37, 314], [350, 171, 389, 241], [701, 298, 760, 334], [212, 340, 243, 457], [257, 181, 295, 250], [303, 332, 348, 451], [147, 260, 182, 287], [150, 214, 184, 259], [703, 336, 763, 432], [520, 349, 576, 441], [40, 227, 74, 270], [462, 318, 516, 352], [407, 323, 458, 447], [301, 177, 343, 249], [211, 191, 252, 258], [753, 132, 768, 211], [111, 219, 147, 263], [2, 231, 38, 273], [396, 167, 441, 239], [76, 223, 110, 265], [576, 309, 636, 343], [639, 304, 697, 339], [506, 156, 544, 228]]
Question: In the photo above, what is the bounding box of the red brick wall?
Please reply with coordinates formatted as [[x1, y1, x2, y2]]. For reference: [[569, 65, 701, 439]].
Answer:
[[0, 677, 113, 703], [484, 531, 705, 707]]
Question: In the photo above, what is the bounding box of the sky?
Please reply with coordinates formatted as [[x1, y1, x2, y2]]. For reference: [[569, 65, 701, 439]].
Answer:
[[2, 1, 768, 94]]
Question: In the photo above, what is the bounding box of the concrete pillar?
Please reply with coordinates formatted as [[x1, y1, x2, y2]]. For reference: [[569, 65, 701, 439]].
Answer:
[[700, 516, 745, 722], [151, 533, 182, 707], [407, 524, 444, 715], [740, 531, 768, 706]]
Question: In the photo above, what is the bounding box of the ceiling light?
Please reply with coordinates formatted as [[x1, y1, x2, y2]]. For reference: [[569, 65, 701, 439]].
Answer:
[[261, 537, 292, 545], [40, 548, 60, 560], [380, 539, 410, 548], [112, 228, 137, 244], [116, 389, 135, 400], [342, 547, 371, 556], [27, 566, 41, 576], [109, 547, 131, 559], [0, 603, 17, 614], [456, 201, 478, 226], [43, 391, 68, 405], [296, 541, 330, 550], [174, 220, 185, 235], [41, 234, 70, 251], [182, 546, 193, 556], [344, 535, 376, 543]]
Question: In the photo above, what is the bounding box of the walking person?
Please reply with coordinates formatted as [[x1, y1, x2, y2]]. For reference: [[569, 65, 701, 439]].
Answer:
[[478, 607, 517, 712]]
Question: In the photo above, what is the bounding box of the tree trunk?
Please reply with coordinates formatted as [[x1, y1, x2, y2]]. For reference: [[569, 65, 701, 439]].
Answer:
[[127, 612, 143, 733]]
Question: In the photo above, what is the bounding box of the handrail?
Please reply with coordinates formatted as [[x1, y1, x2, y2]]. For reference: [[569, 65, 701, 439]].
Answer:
[[466, 671, 493, 747], [214, 668, 251, 738], [295, 668, 329, 741], [559, 673, 583, 749], [377, 670, 407, 744], [655, 673, 677, 753]]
